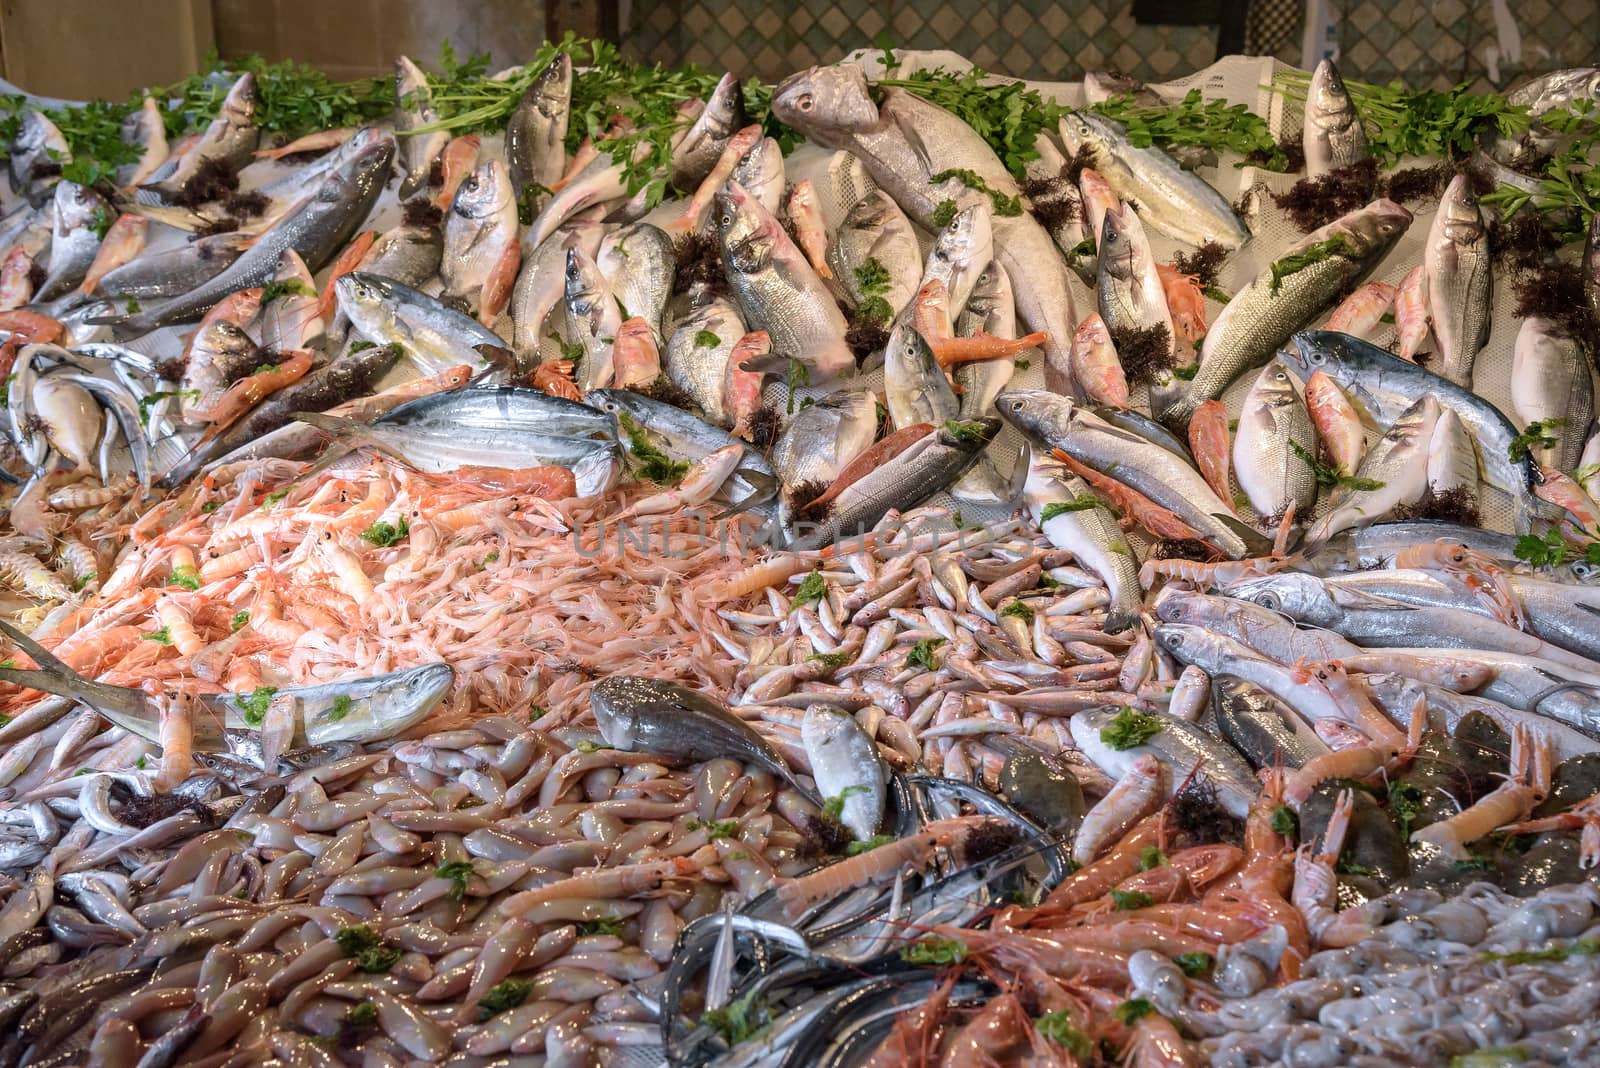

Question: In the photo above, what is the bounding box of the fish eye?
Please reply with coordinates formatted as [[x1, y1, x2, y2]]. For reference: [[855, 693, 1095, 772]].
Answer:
[[1308, 352, 1325, 365], [1255, 593, 1278, 611], [719, 213, 732, 228], [795, 93, 815, 113]]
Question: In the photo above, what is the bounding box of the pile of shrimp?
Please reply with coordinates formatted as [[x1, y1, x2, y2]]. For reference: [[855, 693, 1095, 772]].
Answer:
[[0, 455, 769, 731]]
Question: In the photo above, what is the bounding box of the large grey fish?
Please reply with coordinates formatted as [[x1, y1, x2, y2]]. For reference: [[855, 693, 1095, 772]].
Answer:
[[384, 385, 616, 438], [505, 52, 572, 202], [101, 137, 393, 337], [1057, 110, 1250, 249], [730, 136, 786, 218], [920, 202, 992, 319], [510, 216, 603, 369], [584, 389, 777, 517], [1303, 59, 1368, 176], [0, 619, 452, 749], [1070, 706, 1259, 818], [715, 180, 854, 380], [441, 159, 519, 317], [592, 676, 817, 800], [999, 389, 1258, 559], [1095, 202, 1172, 359], [662, 294, 747, 426], [117, 96, 169, 189], [394, 56, 450, 199], [597, 222, 675, 345], [1298, 519, 1587, 580], [96, 232, 251, 302], [337, 272, 501, 376], [34, 182, 111, 301], [952, 260, 1024, 505], [1511, 316, 1590, 472], [801, 704, 885, 842], [671, 73, 749, 192], [160, 341, 402, 487], [1213, 675, 1331, 770], [1490, 68, 1600, 163], [327, 220, 444, 344], [1024, 455, 1141, 632], [8, 110, 69, 207], [1163, 199, 1411, 425], [770, 65, 1077, 396], [827, 190, 920, 322], [138, 73, 258, 205], [1283, 330, 1542, 532], [1370, 647, 1600, 738], [788, 419, 999, 552], [1233, 359, 1317, 520], [1362, 673, 1600, 763], [1425, 175, 1491, 389], [883, 321, 957, 430], [563, 244, 621, 391], [1307, 394, 1438, 543], [772, 389, 877, 537]]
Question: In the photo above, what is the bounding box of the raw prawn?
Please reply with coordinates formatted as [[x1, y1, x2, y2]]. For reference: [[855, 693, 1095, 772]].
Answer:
[[1412, 723, 1552, 859]]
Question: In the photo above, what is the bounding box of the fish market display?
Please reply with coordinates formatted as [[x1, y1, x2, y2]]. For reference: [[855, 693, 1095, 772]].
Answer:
[[0, 34, 1598, 1068]]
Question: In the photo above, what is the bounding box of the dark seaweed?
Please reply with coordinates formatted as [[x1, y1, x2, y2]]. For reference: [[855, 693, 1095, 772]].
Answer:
[[427, 156, 444, 188], [638, 374, 698, 413], [1269, 158, 1380, 233], [1379, 163, 1450, 204], [1148, 538, 1212, 563], [1512, 263, 1598, 359], [1061, 145, 1098, 189], [1020, 175, 1080, 231], [745, 405, 780, 452], [154, 357, 187, 383], [1108, 324, 1174, 386], [787, 479, 829, 517], [221, 190, 269, 219], [1248, 135, 1302, 173], [845, 314, 890, 363], [1171, 779, 1244, 847], [402, 199, 444, 227], [193, 216, 241, 238], [170, 156, 241, 207], [1489, 209, 1560, 273], [1389, 486, 1480, 526], [1170, 243, 1228, 289], [673, 230, 727, 298], [24, 262, 45, 292]]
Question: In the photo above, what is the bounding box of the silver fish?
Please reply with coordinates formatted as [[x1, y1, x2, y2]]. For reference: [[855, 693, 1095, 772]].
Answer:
[[511, 213, 604, 368], [1164, 199, 1411, 425], [117, 96, 169, 189], [1233, 359, 1317, 520], [337, 272, 502, 376], [598, 222, 675, 345], [8, 110, 69, 206], [1511, 316, 1590, 472], [1303, 59, 1368, 176], [883, 321, 957, 430], [1070, 706, 1259, 818], [564, 244, 621, 391], [1306, 395, 1440, 543], [139, 72, 258, 204], [771, 388, 878, 520], [951, 260, 1023, 505], [327, 221, 444, 344], [671, 73, 749, 192], [1024, 455, 1141, 632], [1057, 110, 1250, 249], [828, 190, 920, 323], [1425, 175, 1491, 389], [1000, 389, 1257, 559], [715, 180, 853, 380], [801, 704, 885, 842], [1213, 675, 1330, 771], [96, 232, 252, 301], [35, 182, 111, 301], [662, 295, 747, 426], [730, 135, 786, 218], [442, 159, 519, 314], [1095, 202, 1172, 359], [505, 52, 572, 202], [1426, 406, 1478, 511], [920, 202, 992, 319], [394, 56, 450, 199]]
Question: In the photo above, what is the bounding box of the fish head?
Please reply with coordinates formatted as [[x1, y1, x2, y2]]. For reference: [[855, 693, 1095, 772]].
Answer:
[[1285, 330, 1363, 382], [1251, 358, 1301, 409], [1056, 112, 1111, 162], [714, 182, 779, 270], [772, 65, 879, 140], [733, 137, 783, 186], [395, 55, 430, 96], [1097, 204, 1136, 279], [17, 110, 66, 159], [1152, 622, 1210, 664], [318, 135, 397, 206], [696, 72, 749, 138], [590, 675, 668, 749], [194, 320, 259, 366], [452, 160, 510, 219], [1307, 59, 1358, 131], [564, 245, 605, 304], [1435, 176, 1485, 244], [529, 52, 574, 113], [929, 203, 993, 280], [1350, 197, 1414, 251], [53, 181, 106, 232], [842, 190, 897, 237], [335, 271, 397, 324], [1386, 394, 1441, 443], [220, 71, 259, 122], [1151, 586, 1218, 626], [1220, 572, 1339, 627], [995, 388, 1075, 442], [964, 260, 1010, 316]]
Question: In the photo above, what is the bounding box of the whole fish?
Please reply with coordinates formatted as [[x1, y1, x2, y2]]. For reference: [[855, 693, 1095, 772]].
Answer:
[[920, 203, 993, 319], [9, 110, 69, 206], [671, 73, 749, 192], [118, 96, 170, 189], [1284, 329, 1542, 532], [1068, 313, 1128, 410], [771, 65, 1077, 396], [338, 272, 502, 376], [96, 233, 252, 301], [1233, 359, 1317, 520], [183, 318, 261, 411], [598, 223, 675, 345], [394, 56, 450, 199], [1303, 59, 1368, 176], [1078, 167, 1119, 262], [787, 179, 833, 279], [954, 260, 1019, 419], [611, 317, 661, 390], [505, 52, 572, 202], [592, 676, 816, 800], [1000, 389, 1257, 559], [1393, 262, 1432, 363], [442, 159, 520, 322], [1070, 706, 1259, 818], [257, 249, 322, 353], [328, 220, 444, 344], [1164, 199, 1410, 425], [715, 181, 854, 380], [1213, 675, 1331, 771], [731, 136, 786, 218], [510, 210, 603, 368], [1491, 68, 1600, 163], [31, 376, 101, 473], [1303, 369, 1366, 477], [1427, 405, 1478, 511], [1306, 395, 1439, 543], [663, 295, 748, 426], [1057, 110, 1250, 249], [1363, 673, 1598, 765], [1425, 175, 1491, 389], [36, 182, 112, 301], [828, 191, 920, 322], [139, 73, 258, 204], [1298, 519, 1592, 582], [801, 705, 885, 842], [1024, 455, 1141, 632], [788, 419, 998, 551], [74, 214, 147, 298], [1511, 316, 1591, 472], [102, 137, 394, 337], [564, 245, 622, 391], [771, 389, 878, 506], [524, 146, 640, 250], [1096, 203, 1173, 360], [883, 322, 957, 430]]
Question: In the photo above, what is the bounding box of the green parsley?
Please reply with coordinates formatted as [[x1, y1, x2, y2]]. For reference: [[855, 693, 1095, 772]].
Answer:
[[1110, 889, 1153, 911], [846, 834, 894, 855], [0, 659, 17, 671], [1066, 238, 1096, 261], [1175, 951, 1213, 977], [141, 626, 173, 646], [1271, 805, 1297, 837], [436, 860, 474, 900], [237, 686, 278, 728], [1481, 938, 1600, 965], [853, 256, 895, 324], [1509, 418, 1565, 462], [477, 977, 534, 1020], [1035, 1011, 1092, 1057], [1290, 440, 1385, 491], [1388, 781, 1423, 839], [785, 359, 809, 415], [617, 411, 689, 485], [230, 610, 250, 631], [941, 419, 988, 445], [1041, 494, 1114, 521], [821, 784, 870, 822], [326, 695, 353, 722], [578, 915, 625, 937], [694, 329, 720, 348], [1093, 87, 1289, 169], [1448, 1048, 1529, 1068], [137, 389, 200, 427], [201, 501, 221, 513], [1114, 998, 1155, 1024], [349, 339, 376, 353], [1456, 855, 1497, 873], [807, 650, 852, 670], [900, 937, 968, 965], [1139, 845, 1166, 870], [346, 1001, 378, 1027], [334, 924, 402, 973], [134, 754, 146, 770], [1100, 706, 1163, 750], [877, 66, 1067, 178], [699, 989, 768, 1046], [168, 565, 201, 591], [858, 295, 894, 324], [931, 199, 958, 228], [575, 739, 614, 753], [702, 819, 739, 840], [1268, 235, 1352, 295], [1015, 358, 1030, 370], [1172, 363, 1199, 381], [359, 517, 410, 547], [1337, 857, 1376, 876], [999, 599, 1034, 624], [476, 550, 500, 569], [260, 278, 315, 304], [261, 489, 289, 509], [905, 637, 946, 671], [928, 167, 1023, 216], [124, 296, 141, 313], [790, 570, 826, 610]]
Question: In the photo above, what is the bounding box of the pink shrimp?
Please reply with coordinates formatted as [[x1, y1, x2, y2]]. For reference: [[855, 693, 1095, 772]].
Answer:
[[155, 596, 206, 658], [1413, 723, 1552, 859], [1068, 312, 1129, 409], [500, 858, 696, 916], [1186, 400, 1233, 507], [1500, 790, 1600, 868], [1156, 263, 1207, 344], [193, 350, 313, 432], [1293, 788, 1384, 948], [532, 359, 582, 402], [155, 693, 194, 791], [1324, 281, 1397, 341], [1392, 539, 1526, 629]]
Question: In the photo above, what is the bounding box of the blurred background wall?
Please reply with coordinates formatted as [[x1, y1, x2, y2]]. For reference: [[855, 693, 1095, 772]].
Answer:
[[1, 0, 1597, 99]]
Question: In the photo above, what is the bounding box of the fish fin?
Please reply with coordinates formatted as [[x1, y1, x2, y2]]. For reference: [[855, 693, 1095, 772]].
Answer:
[[888, 108, 936, 175], [1324, 584, 1415, 612], [735, 352, 790, 377], [711, 482, 778, 521], [1210, 512, 1274, 557], [0, 618, 78, 677]]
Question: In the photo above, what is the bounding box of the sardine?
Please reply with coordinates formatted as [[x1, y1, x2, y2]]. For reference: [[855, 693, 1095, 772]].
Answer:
[[1425, 175, 1491, 389]]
